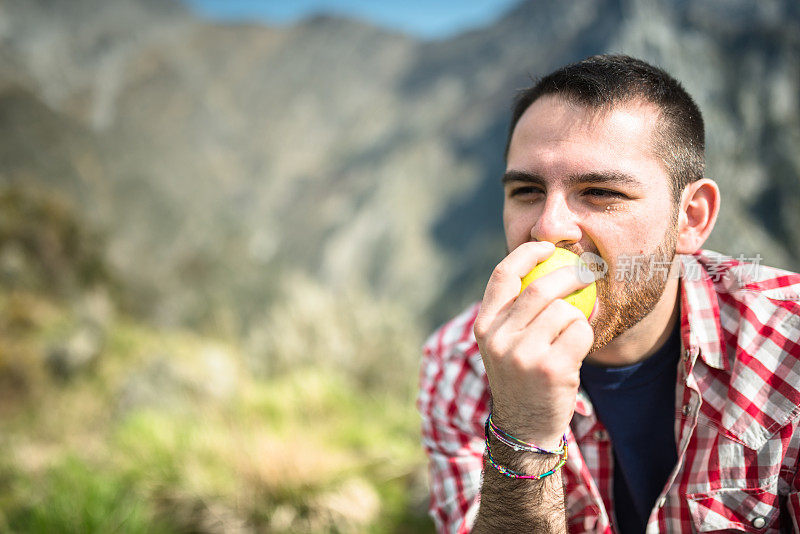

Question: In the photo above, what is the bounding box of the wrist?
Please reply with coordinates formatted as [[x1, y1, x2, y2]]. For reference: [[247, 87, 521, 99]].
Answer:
[[486, 412, 566, 453], [489, 412, 565, 450], [484, 431, 568, 481]]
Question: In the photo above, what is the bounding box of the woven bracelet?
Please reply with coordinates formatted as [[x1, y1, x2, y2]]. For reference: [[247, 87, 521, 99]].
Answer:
[[486, 412, 567, 454], [484, 432, 568, 480]]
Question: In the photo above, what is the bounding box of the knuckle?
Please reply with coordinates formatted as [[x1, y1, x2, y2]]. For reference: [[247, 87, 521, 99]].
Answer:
[[545, 298, 578, 321], [473, 319, 488, 340], [535, 359, 561, 382], [566, 304, 586, 323], [566, 305, 587, 325], [483, 337, 508, 359], [572, 321, 595, 348], [511, 351, 543, 373], [574, 319, 594, 337], [523, 282, 544, 299], [563, 373, 581, 389], [550, 298, 573, 315], [490, 263, 510, 281]]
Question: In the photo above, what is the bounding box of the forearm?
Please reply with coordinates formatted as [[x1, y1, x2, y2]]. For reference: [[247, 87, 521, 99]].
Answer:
[[469, 241, 591, 532], [473, 434, 567, 533]]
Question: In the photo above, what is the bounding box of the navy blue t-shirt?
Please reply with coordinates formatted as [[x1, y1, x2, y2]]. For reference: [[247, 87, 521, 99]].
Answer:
[[579, 323, 680, 533]]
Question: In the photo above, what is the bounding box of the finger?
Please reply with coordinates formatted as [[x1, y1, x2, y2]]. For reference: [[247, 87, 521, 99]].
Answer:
[[550, 318, 594, 365], [525, 298, 586, 344], [503, 264, 593, 332], [477, 241, 556, 322], [505, 300, 586, 373]]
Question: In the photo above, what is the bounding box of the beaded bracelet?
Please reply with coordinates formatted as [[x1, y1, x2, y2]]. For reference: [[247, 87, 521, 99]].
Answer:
[[486, 412, 567, 455], [484, 432, 568, 480]]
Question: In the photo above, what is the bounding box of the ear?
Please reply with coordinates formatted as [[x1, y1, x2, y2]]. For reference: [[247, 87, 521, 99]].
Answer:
[[676, 178, 720, 254]]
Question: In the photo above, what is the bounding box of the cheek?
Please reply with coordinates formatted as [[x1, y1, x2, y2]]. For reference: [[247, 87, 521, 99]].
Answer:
[[630, 215, 673, 253], [503, 207, 535, 248], [596, 219, 672, 276], [586, 221, 645, 268]]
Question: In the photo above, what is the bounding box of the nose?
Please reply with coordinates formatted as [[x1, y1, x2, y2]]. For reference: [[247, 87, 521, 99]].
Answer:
[[530, 193, 582, 246]]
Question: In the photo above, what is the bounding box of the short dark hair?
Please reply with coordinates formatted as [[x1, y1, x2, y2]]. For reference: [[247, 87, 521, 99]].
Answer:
[[505, 54, 705, 201]]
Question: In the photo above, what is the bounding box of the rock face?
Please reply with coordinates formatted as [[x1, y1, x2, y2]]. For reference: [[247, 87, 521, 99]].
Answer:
[[1, 0, 798, 330]]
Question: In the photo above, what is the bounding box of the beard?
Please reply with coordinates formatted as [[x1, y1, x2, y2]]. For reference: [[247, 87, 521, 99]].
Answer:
[[584, 223, 678, 353]]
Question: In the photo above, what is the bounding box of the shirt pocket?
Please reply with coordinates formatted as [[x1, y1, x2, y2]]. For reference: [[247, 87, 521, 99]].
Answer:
[[686, 486, 779, 533]]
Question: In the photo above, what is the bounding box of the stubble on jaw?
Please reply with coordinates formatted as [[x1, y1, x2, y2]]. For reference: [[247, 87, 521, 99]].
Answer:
[[501, 210, 679, 354], [586, 223, 679, 354]]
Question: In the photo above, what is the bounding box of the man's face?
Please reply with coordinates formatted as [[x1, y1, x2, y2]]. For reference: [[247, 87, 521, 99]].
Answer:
[[503, 95, 679, 353]]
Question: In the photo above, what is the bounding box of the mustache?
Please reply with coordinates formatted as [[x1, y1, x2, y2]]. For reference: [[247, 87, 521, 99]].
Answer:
[[505, 242, 599, 257]]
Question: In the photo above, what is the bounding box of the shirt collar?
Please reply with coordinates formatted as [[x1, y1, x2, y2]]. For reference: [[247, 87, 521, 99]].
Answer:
[[678, 252, 729, 372]]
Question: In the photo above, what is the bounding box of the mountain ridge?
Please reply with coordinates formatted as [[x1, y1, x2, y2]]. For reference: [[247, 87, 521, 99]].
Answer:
[[1, 0, 798, 331]]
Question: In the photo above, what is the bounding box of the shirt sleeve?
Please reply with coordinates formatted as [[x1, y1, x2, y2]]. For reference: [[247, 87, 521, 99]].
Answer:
[[418, 335, 487, 534]]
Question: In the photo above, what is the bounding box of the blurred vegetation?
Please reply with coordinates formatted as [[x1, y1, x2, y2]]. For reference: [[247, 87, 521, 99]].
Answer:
[[0, 186, 111, 297], [0, 184, 433, 533]]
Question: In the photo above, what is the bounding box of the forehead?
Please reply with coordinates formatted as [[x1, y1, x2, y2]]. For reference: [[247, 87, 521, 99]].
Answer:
[[507, 95, 668, 186]]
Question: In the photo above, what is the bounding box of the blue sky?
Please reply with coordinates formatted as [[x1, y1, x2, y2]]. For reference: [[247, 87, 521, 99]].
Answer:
[[181, 0, 522, 40]]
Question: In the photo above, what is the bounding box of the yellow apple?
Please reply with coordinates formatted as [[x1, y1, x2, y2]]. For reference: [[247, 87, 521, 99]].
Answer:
[[520, 248, 597, 319]]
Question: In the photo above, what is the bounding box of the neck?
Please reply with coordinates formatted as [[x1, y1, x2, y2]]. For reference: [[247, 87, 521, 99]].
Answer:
[[586, 273, 681, 368]]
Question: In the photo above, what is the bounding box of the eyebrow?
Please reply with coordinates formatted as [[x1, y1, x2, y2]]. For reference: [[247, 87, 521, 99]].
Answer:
[[501, 170, 642, 189], [501, 170, 545, 186]]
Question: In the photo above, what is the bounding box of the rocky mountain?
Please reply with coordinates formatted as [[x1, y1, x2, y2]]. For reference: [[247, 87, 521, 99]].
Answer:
[[1, 0, 798, 333]]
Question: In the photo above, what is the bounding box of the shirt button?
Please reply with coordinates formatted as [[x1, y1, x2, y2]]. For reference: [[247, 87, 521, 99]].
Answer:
[[682, 404, 692, 416], [593, 430, 608, 441], [656, 496, 666, 508], [751, 516, 766, 529], [683, 349, 692, 361]]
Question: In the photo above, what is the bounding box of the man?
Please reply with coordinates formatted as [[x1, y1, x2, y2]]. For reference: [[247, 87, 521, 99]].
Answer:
[[418, 55, 800, 533]]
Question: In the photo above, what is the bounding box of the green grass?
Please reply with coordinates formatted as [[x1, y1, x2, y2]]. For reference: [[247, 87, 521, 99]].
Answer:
[[0, 290, 435, 533], [3, 456, 172, 534]]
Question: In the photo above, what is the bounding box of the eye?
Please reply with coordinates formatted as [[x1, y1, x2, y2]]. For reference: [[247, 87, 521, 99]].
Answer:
[[584, 188, 626, 199], [508, 186, 544, 198]]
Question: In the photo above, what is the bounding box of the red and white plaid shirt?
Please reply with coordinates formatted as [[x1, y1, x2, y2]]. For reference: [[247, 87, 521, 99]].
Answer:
[[418, 250, 800, 533]]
